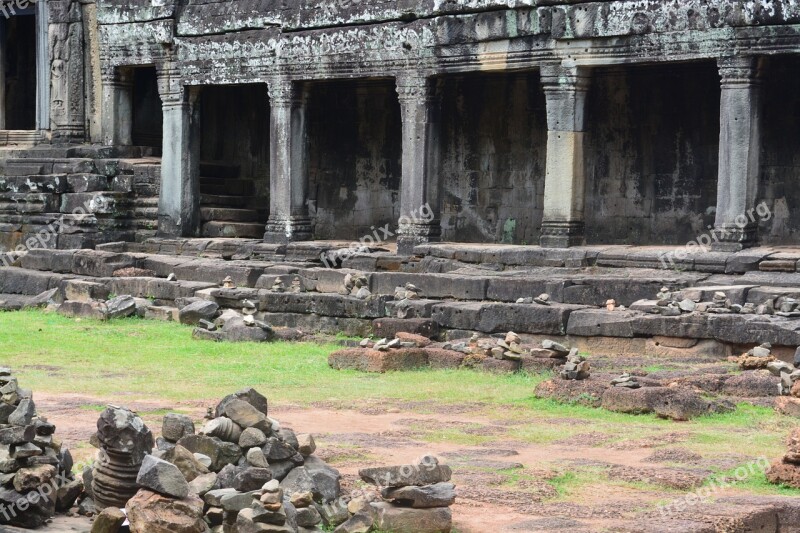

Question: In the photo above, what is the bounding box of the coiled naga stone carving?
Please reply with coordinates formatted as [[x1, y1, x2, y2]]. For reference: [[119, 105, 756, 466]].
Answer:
[[91, 406, 154, 510]]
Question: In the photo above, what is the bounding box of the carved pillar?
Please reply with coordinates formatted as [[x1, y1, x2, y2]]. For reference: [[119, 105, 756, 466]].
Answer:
[[156, 63, 200, 237], [264, 78, 313, 244], [48, 1, 84, 139], [396, 74, 442, 255], [100, 66, 132, 146], [0, 20, 5, 130], [540, 64, 590, 248], [713, 56, 764, 251]]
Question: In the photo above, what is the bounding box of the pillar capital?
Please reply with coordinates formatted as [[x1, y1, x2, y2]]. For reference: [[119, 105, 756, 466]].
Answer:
[[395, 74, 440, 106], [540, 64, 591, 93], [266, 78, 307, 108], [718, 56, 764, 87], [156, 62, 188, 106]]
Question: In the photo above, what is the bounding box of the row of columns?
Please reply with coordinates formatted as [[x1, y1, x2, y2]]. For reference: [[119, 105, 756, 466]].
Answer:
[[105, 56, 765, 252]]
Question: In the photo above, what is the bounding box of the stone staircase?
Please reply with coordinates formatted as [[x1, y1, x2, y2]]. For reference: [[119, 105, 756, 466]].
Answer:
[[0, 145, 160, 251], [5, 242, 800, 361], [199, 162, 266, 239]]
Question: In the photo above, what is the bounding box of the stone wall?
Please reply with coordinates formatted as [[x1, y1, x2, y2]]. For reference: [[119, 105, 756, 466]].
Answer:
[[584, 62, 721, 245], [307, 80, 402, 241], [1, 1, 799, 250], [440, 71, 547, 245]]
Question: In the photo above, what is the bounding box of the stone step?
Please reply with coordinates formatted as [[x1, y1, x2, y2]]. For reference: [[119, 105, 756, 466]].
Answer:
[[199, 161, 240, 179], [201, 221, 264, 239], [201, 194, 251, 208], [199, 178, 256, 196], [200, 207, 264, 223]]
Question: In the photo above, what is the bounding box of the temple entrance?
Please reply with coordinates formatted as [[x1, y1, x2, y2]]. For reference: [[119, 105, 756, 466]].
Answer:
[[1, 11, 37, 130], [131, 67, 162, 149], [197, 84, 270, 239], [306, 78, 402, 241]]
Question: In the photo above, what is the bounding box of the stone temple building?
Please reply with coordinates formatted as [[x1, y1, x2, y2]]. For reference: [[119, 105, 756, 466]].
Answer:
[[0, 0, 798, 256]]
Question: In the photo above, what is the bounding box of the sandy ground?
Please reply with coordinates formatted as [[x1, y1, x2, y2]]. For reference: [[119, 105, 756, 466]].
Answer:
[[3, 391, 764, 533]]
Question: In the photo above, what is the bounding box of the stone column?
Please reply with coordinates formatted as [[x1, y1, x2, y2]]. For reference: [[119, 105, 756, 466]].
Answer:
[[713, 56, 764, 251], [264, 78, 313, 244], [0, 20, 6, 130], [396, 74, 442, 255], [539, 64, 590, 248], [156, 63, 200, 237], [100, 66, 132, 146]]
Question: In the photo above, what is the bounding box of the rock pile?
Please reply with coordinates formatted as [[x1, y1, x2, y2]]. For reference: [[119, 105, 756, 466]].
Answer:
[[0, 369, 79, 529], [767, 428, 800, 488], [192, 307, 276, 343], [113, 388, 341, 533], [560, 352, 591, 381], [331, 332, 579, 374], [635, 288, 781, 317], [344, 274, 371, 300], [737, 343, 776, 370], [331, 456, 454, 533], [58, 293, 138, 321], [611, 373, 641, 389], [91, 406, 155, 510]]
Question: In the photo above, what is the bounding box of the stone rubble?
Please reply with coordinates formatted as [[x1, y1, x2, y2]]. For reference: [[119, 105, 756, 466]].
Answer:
[[115, 388, 342, 533], [0, 369, 79, 529], [767, 428, 800, 489], [328, 455, 454, 533]]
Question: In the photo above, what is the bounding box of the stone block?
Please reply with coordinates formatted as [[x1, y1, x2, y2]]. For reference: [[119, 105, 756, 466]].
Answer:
[[328, 348, 429, 373]]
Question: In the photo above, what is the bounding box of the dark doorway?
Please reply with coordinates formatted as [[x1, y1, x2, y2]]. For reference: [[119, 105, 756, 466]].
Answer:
[[307, 78, 402, 240], [3, 13, 37, 130], [131, 67, 162, 149], [198, 84, 270, 239], [439, 71, 547, 245]]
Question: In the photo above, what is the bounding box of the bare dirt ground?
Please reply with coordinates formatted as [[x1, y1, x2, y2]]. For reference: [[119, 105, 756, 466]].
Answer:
[[15, 392, 774, 533]]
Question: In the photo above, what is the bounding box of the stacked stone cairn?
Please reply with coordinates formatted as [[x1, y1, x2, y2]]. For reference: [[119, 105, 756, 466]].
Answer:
[[86, 388, 341, 533], [344, 274, 372, 300], [190, 298, 275, 343], [560, 349, 591, 381], [331, 456, 454, 533], [0, 368, 79, 529], [767, 428, 800, 488]]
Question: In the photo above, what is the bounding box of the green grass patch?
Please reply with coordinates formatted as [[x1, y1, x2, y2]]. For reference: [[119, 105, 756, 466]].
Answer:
[[0, 310, 538, 406]]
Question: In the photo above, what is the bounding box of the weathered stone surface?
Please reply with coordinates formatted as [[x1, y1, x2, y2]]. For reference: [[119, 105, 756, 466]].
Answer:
[[0, 485, 55, 528], [13, 464, 56, 492], [177, 434, 242, 473], [360, 457, 451, 489], [137, 454, 191, 499], [215, 388, 269, 419], [162, 413, 196, 443], [369, 502, 452, 533], [125, 489, 207, 533], [91, 506, 126, 533], [328, 348, 429, 373], [223, 399, 269, 431], [163, 444, 210, 482], [179, 300, 219, 325], [382, 482, 456, 508]]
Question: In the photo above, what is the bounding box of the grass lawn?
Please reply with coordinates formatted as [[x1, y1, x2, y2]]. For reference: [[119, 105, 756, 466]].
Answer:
[[2, 310, 799, 500]]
